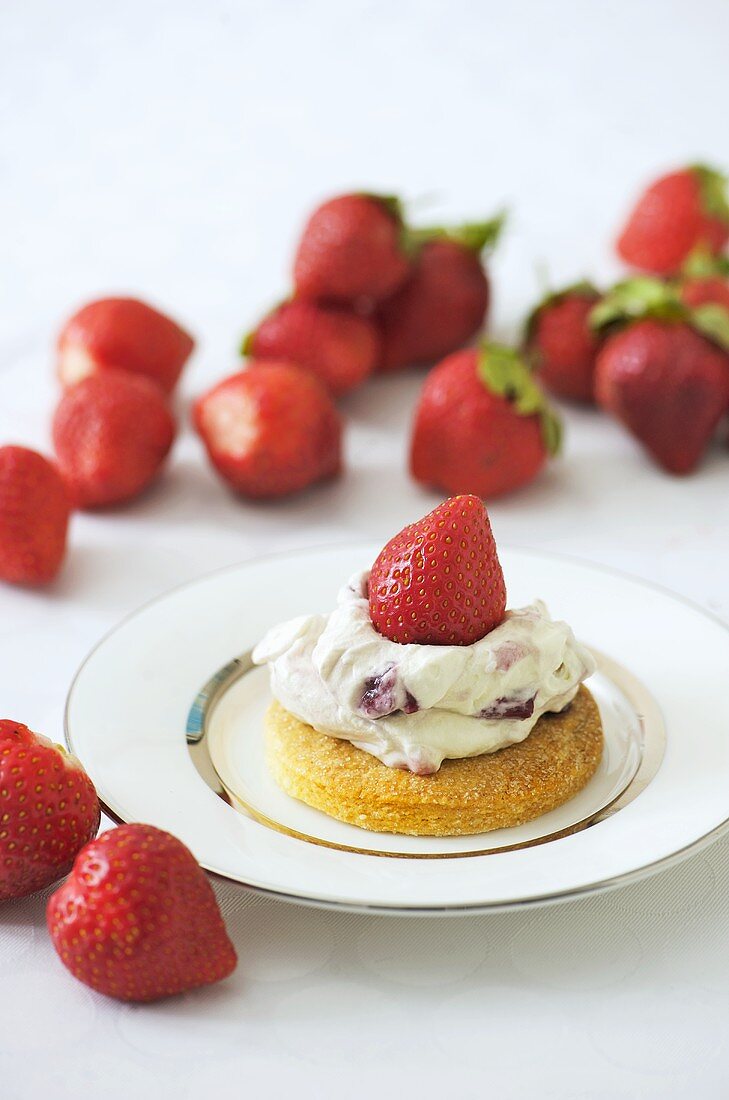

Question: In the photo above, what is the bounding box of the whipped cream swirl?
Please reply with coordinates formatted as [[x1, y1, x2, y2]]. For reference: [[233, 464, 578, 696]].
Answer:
[[253, 571, 595, 774]]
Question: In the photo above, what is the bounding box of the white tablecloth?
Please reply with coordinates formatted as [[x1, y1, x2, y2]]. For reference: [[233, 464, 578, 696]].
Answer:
[[2, 1, 729, 1095]]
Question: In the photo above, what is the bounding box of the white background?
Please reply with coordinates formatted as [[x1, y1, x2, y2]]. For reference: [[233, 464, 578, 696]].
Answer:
[[1, 1, 729, 1096]]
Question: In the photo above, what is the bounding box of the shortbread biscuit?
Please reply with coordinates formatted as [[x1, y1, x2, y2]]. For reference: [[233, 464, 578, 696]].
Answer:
[[265, 686, 603, 836]]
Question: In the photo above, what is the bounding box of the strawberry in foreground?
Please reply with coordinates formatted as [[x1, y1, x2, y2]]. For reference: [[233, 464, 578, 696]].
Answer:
[[194, 360, 342, 499], [52, 370, 176, 508], [0, 721, 99, 901], [525, 281, 602, 403], [368, 494, 506, 646], [57, 297, 194, 395], [376, 216, 503, 371], [616, 164, 729, 275], [410, 342, 562, 499], [293, 192, 410, 304], [592, 278, 729, 474], [0, 446, 71, 586], [242, 299, 379, 397], [48, 824, 236, 1002]]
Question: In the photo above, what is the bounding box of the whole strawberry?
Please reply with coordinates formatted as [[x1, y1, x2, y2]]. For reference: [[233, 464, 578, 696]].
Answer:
[[57, 297, 194, 394], [410, 343, 562, 499], [0, 446, 71, 586], [194, 360, 342, 499], [48, 824, 237, 1002], [592, 279, 729, 474], [243, 299, 379, 397], [525, 281, 601, 403], [368, 494, 506, 646], [52, 370, 176, 508], [293, 193, 410, 304], [616, 164, 729, 275], [376, 217, 503, 371], [0, 721, 99, 901]]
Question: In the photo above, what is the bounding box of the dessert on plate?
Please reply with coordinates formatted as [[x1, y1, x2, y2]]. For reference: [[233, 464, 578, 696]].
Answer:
[[253, 495, 601, 836]]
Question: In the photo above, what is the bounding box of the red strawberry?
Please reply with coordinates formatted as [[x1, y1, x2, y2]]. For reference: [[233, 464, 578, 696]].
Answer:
[[52, 370, 176, 508], [368, 494, 506, 646], [679, 252, 729, 311], [293, 193, 410, 304], [0, 446, 71, 586], [243, 299, 379, 397], [0, 720, 99, 901], [616, 165, 729, 275], [47, 824, 236, 1002], [681, 276, 729, 312], [592, 279, 729, 474], [194, 361, 342, 499], [525, 282, 602, 403], [376, 217, 503, 371], [410, 343, 561, 499], [57, 297, 194, 395]]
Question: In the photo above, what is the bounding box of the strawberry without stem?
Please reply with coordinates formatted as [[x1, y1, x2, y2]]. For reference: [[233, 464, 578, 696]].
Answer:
[[194, 361, 342, 499], [376, 217, 503, 371], [368, 495, 506, 646], [243, 299, 379, 397], [52, 370, 176, 508], [293, 193, 410, 304], [48, 824, 236, 1002], [0, 446, 71, 586], [57, 297, 194, 395], [525, 282, 601, 403], [0, 721, 99, 901], [616, 165, 729, 275], [410, 343, 561, 500]]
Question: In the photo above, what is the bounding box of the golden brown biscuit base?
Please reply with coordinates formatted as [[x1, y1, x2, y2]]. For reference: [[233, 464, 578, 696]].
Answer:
[[265, 686, 604, 837]]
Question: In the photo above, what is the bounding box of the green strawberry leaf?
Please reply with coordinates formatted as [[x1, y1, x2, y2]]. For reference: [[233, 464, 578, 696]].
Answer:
[[524, 279, 600, 344], [691, 164, 729, 225], [682, 246, 729, 279], [240, 330, 255, 356], [589, 277, 686, 331], [477, 342, 562, 455], [406, 211, 506, 256], [589, 276, 729, 354], [690, 303, 729, 352], [541, 405, 564, 456], [362, 193, 405, 225]]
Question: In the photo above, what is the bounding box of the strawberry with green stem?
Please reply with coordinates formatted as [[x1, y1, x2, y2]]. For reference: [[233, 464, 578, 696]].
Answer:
[[293, 193, 411, 304], [616, 164, 729, 275], [410, 342, 561, 499], [376, 214, 504, 371], [592, 277, 729, 474], [524, 281, 602, 403]]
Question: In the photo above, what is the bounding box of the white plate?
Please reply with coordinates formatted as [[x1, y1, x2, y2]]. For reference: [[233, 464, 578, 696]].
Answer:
[[65, 545, 729, 913]]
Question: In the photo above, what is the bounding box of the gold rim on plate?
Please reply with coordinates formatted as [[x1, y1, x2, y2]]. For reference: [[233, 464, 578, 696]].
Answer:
[[186, 648, 665, 860]]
